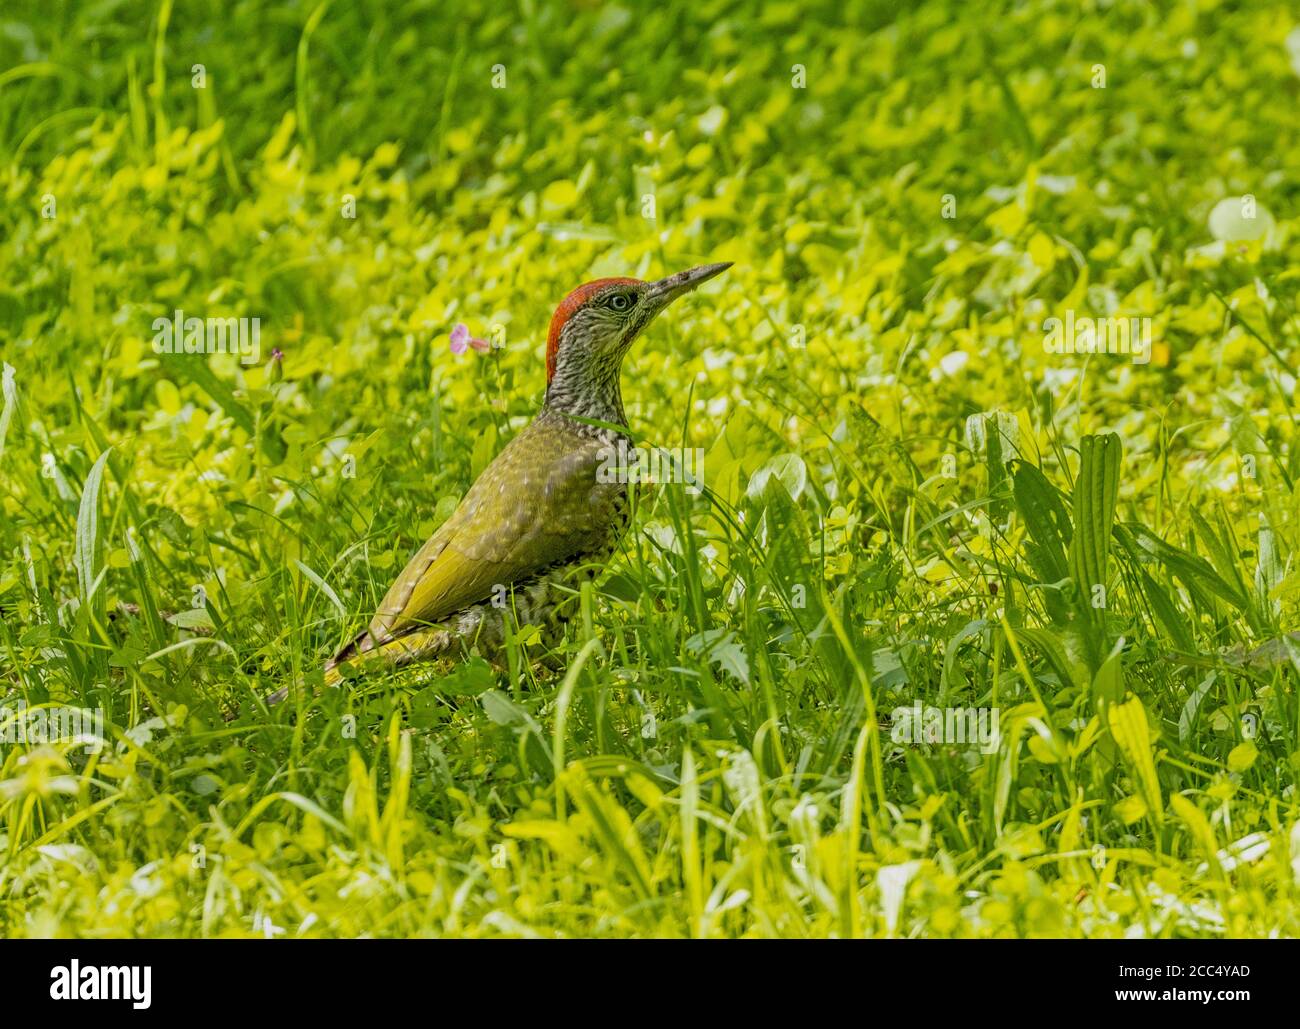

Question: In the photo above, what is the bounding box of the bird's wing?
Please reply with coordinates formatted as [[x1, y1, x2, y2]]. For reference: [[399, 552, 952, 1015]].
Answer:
[[365, 417, 620, 648]]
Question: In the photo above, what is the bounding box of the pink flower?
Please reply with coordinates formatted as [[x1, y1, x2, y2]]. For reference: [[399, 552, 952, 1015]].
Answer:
[[450, 322, 491, 354]]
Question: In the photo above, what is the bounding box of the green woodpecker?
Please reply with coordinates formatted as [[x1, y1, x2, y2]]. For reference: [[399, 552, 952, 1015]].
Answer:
[[323, 262, 730, 685]]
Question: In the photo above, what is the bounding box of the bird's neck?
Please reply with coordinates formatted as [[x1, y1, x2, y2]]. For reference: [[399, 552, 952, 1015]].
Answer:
[[544, 364, 628, 440]]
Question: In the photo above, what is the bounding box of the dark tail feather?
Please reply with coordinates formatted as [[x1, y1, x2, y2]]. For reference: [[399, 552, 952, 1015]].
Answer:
[[265, 630, 372, 706], [325, 628, 374, 676]]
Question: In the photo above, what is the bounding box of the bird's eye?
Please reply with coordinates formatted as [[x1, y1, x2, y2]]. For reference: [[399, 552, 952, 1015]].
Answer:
[[608, 292, 633, 311]]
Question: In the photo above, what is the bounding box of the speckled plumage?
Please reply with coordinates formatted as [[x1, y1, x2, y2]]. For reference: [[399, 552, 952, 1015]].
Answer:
[[323, 263, 729, 684], [327, 411, 630, 676]]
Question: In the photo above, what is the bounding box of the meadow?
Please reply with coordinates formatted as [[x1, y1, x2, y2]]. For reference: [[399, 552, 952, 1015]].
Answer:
[[1, 0, 1299, 938]]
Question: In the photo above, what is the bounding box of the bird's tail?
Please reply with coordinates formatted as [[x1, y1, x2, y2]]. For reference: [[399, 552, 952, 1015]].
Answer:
[[322, 628, 372, 686], [266, 626, 456, 706]]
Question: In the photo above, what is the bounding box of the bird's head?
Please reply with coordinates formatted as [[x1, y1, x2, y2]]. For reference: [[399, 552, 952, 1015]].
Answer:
[[545, 263, 731, 412]]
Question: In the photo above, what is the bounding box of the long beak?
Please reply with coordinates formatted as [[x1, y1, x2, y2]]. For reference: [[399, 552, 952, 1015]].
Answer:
[[644, 262, 732, 310]]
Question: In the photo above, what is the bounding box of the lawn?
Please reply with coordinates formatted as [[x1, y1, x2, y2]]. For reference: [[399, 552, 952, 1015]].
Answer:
[[1, 0, 1299, 938]]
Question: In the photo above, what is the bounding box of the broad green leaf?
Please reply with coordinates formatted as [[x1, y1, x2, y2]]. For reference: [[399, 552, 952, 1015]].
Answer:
[[1092, 644, 1126, 706], [1228, 739, 1258, 772], [1013, 460, 1072, 574], [74, 448, 113, 603], [1114, 793, 1148, 824], [1012, 625, 1087, 693], [1068, 432, 1122, 609], [1170, 793, 1223, 879], [746, 452, 807, 502], [1108, 695, 1163, 827], [0, 363, 17, 461]]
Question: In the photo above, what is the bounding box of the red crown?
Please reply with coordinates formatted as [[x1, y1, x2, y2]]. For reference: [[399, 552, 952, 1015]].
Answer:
[[546, 277, 639, 383]]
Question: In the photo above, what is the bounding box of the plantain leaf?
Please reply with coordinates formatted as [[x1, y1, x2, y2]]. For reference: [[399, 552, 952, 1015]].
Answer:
[[1068, 432, 1122, 608], [1013, 461, 1072, 577], [1108, 695, 1163, 827], [74, 448, 113, 604]]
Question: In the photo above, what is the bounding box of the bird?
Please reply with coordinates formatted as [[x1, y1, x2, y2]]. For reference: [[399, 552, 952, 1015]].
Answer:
[[315, 262, 731, 690]]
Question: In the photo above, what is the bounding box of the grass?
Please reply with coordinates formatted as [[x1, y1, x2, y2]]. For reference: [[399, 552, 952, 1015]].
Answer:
[[1, 0, 1299, 937]]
